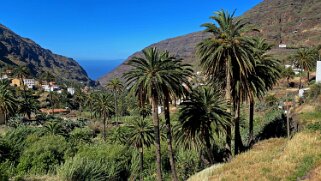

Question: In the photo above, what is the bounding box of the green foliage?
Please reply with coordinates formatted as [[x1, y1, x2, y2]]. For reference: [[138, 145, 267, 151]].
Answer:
[[58, 143, 131, 180], [287, 155, 321, 181], [17, 135, 68, 175], [176, 149, 201, 180], [306, 122, 321, 132], [307, 83, 321, 100]]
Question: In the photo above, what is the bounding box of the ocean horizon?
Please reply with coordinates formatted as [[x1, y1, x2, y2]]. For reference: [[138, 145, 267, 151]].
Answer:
[[77, 59, 124, 81]]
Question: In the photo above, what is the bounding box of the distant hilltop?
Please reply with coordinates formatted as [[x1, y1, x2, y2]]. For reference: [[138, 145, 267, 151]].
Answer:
[[0, 24, 94, 85], [99, 0, 321, 85]]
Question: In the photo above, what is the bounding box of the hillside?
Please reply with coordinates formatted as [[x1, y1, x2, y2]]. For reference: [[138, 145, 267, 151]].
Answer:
[[187, 104, 321, 181], [99, 0, 321, 85], [0, 24, 93, 84]]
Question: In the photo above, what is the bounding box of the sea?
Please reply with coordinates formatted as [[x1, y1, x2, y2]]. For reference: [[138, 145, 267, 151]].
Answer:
[[77, 59, 124, 80]]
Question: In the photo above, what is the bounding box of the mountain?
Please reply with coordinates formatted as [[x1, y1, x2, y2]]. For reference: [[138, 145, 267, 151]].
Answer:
[[99, 0, 321, 85], [0, 24, 93, 85]]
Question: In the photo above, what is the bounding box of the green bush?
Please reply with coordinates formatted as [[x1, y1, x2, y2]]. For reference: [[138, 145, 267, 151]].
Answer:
[[58, 143, 131, 180], [307, 83, 321, 100], [17, 135, 68, 175]]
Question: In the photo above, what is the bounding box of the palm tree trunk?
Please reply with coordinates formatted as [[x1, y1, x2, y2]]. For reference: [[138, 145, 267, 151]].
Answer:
[[20, 78, 30, 119], [151, 96, 162, 181], [248, 99, 254, 145], [4, 110, 7, 125], [50, 90, 54, 115], [204, 129, 214, 164], [114, 92, 118, 126], [299, 70, 303, 89], [103, 113, 107, 141], [234, 98, 243, 155], [139, 146, 144, 181], [225, 68, 232, 157], [307, 71, 310, 84], [164, 94, 178, 181]]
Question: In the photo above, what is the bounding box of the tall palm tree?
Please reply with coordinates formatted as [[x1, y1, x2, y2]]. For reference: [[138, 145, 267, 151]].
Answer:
[[282, 66, 295, 87], [92, 93, 114, 141], [197, 10, 255, 154], [0, 81, 18, 124], [178, 86, 230, 164], [13, 66, 30, 118], [247, 38, 281, 144], [124, 47, 184, 181], [127, 118, 154, 181], [41, 71, 56, 114], [294, 48, 318, 88], [157, 51, 193, 181], [85, 92, 96, 119], [106, 78, 124, 126]]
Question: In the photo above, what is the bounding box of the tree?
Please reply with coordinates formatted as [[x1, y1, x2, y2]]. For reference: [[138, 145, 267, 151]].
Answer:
[[41, 71, 56, 114], [106, 78, 124, 126], [0, 81, 18, 124], [92, 93, 114, 141], [293, 48, 318, 88], [282, 66, 295, 87], [197, 10, 255, 155], [124, 47, 181, 180], [178, 86, 230, 164], [126, 118, 154, 181], [247, 38, 281, 144], [13, 66, 31, 118]]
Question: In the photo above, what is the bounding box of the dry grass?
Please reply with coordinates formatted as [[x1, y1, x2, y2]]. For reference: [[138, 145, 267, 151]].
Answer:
[[188, 131, 321, 181]]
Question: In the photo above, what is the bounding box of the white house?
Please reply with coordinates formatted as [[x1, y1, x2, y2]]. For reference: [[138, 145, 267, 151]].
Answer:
[[67, 87, 75, 95], [316, 61, 321, 83], [279, 44, 287, 48], [23, 79, 35, 89], [0, 74, 9, 80]]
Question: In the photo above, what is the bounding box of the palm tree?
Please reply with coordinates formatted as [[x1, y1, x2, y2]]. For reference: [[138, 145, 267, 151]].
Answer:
[[124, 47, 181, 180], [156, 51, 193, 181], [44, 121, 64, 136], [41, 71, 56, 114], [106, 78, 124, 126], [197, 10, 255, 154], [13, 66, 30, 118], [178, 86, 230, 164], [294, 48, 318, 88], [0, 81, 18, 124], [92, 93, 114, 141], [85, 92, 96, 119], [247, 38, 281, 144], [127, 118, 154, 181], [282, 66, 295, 87]]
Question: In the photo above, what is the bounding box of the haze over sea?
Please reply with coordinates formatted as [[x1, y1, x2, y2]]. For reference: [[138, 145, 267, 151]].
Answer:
[[77, 59, 124, 81]]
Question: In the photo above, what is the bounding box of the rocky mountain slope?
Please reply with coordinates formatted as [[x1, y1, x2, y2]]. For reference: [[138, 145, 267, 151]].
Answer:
[[0, 24, 93, 84], [99, 0, 321, 85]]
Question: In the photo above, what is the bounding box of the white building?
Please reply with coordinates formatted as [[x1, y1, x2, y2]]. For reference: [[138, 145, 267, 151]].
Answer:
[[67, 87, 75, 95], [0, 74, 9, 80], [279, 44, 287, 48], [23, 79, 35, 89], [42, 85, 60, 92], [316, 61, 321, 83]]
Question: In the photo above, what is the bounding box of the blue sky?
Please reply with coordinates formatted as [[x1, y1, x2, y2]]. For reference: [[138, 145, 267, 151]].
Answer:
[[0, 0, 262, 60]]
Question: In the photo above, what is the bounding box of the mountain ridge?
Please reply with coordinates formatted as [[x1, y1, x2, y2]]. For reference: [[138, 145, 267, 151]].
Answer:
[[0, 24, 93, 85], [99, 0, 321, 85]]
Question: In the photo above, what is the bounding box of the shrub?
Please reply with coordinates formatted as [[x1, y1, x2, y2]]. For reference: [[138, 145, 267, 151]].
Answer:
[[307, 83, 321, 100], [17, 135, 68, 175], [58, 143, 131, 180]]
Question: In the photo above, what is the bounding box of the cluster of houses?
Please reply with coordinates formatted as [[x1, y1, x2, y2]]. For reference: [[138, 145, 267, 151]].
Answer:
[[0, 69, 75, 95]]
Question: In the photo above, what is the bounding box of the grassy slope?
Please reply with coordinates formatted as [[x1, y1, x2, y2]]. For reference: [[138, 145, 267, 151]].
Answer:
[[188, 106, 321, 181]]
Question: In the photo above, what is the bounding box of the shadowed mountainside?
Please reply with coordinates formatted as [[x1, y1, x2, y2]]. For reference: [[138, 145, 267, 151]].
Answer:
[[0, 24, 93, 84]]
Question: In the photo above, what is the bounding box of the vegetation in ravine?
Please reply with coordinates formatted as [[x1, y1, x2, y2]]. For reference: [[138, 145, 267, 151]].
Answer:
[[0, 9, 320, 181]]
